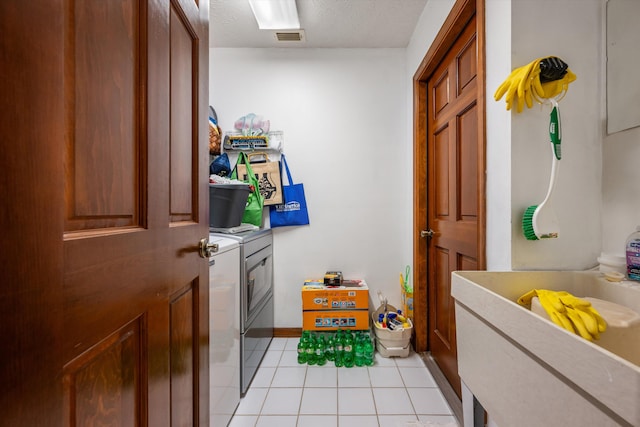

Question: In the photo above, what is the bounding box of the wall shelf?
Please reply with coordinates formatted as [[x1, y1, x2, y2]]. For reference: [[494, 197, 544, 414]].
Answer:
[[223, 131, 283, 153]]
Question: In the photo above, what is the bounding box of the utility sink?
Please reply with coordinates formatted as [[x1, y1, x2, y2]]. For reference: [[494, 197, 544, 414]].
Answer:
[[451, 271, 640, 427]]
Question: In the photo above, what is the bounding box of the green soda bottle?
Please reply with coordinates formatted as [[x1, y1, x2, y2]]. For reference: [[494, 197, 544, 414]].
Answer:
[[354, 333, 365, 367], [343, 331, 354, 368], [297, 338, 307, 364], [306, 333, 317, 365], [334, 330, 344, 367], [315, 334, 326, 366], [363, 332, 374, 366], [326, 333, 335, 362], [298, 331, 310, 364]]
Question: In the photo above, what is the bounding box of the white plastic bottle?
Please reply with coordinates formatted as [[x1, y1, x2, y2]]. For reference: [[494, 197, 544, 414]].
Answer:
[[626, 226, 640, 281]]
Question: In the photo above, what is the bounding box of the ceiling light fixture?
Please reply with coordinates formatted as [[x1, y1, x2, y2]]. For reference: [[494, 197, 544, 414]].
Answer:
[[248, 0, 300, 30]]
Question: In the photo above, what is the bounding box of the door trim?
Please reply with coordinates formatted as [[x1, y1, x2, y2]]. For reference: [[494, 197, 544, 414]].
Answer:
[[412, 0, 486, 353]]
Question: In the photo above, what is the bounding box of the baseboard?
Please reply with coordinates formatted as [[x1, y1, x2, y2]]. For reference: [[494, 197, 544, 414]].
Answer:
[[274, 327, 302, 338], [420, 352, 463, 425]]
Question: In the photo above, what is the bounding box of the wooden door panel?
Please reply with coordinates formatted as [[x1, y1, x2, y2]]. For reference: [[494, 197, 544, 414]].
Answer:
[[434, 126, 450, 217], [433, 71, 451, 115], [433, 246, 452, 348], [458, 254, 477, 271], [431, 244, 458, 391], [64, 0, 143, 232], [170, 5, 197, 223], [64, 318, 143, 426], [170, 284, 197, 426], [456, 35, 477, 96], [458, 103, 478, 219]]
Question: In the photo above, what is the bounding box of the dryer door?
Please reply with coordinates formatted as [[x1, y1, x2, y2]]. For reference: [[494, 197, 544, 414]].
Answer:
[[243, 245, 273, 328]]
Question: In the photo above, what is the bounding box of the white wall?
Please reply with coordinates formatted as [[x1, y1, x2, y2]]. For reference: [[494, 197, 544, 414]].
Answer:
[[603, 126, 640, 255], [484, 0, 512, 271], [210, 48, 410, 327], [509, 0, 603, 270]]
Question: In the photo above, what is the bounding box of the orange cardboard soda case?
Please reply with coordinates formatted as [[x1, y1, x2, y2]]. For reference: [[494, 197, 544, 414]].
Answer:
[[302, 310, 369, 331], [301, 279, 369, 331], [301, 279, 368, 311]]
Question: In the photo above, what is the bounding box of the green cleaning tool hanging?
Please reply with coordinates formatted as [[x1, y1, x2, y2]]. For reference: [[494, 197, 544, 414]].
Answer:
[[522, 99, 562, 240]]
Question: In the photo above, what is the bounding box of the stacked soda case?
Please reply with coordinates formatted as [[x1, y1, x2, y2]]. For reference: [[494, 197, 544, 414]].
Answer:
[[297, 330, 374, 367], [301, 280, 369, 331]]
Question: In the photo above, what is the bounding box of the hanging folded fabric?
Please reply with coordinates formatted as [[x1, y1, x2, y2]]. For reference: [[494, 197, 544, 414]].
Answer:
[[231, 152, 264, 227], [269, 154, 310, 228]]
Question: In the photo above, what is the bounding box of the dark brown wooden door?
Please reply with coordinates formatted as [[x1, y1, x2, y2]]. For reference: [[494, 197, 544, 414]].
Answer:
[[427, 14, 479, 399], [1, 0, 209, 425]]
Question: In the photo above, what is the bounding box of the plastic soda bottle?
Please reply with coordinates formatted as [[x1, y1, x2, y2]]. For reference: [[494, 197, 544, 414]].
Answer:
[[315, 335, 326, 366], [306, 333, 317, 365], [298, 331, 311, 364], [297, 337, 307, 364], [343, 331, 354, 368], [326, 333, 336, 362], [334, 330, 344, 367], [354, 333, 365, 367], [363, 333, 374, 366]]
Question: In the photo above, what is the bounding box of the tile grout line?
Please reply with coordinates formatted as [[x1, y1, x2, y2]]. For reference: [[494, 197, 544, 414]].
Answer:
[[294, 364, 308, 427], [369, 361, 383, 421], [397, 363, 421, 417]]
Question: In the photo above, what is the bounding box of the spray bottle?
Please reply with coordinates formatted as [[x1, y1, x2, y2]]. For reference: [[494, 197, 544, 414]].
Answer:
[[626, 226, 640, 281]]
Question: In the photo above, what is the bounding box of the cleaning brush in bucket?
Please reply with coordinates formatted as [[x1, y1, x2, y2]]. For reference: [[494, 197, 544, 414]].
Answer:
[[522, 99, 561, 240]]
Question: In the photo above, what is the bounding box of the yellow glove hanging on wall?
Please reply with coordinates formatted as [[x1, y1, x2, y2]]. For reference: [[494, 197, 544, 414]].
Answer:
[[517, 289, 607, 341], [494, 57, 577, 113], [534, 68, 577, 102], [494, 58, 541, 113]]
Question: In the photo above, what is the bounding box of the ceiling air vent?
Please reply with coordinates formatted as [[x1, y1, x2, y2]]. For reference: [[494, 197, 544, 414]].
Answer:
[[274, 30, 305, 42]]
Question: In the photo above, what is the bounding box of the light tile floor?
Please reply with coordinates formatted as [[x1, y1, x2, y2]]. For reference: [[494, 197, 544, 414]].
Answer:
[[229, 337, 459, 427]]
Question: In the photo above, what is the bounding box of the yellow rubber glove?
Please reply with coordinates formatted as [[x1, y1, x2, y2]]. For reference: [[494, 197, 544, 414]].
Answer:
[[515, 58, 542, 112], [532, 68, 577, 102], [517, 289, 606, 341], [495, 58, 577, 112], [558, 292, 606, 340], [494, 58, 541, 113]]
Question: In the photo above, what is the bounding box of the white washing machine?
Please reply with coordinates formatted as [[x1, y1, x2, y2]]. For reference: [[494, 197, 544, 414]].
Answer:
[[208, 235, 240, 427], [210, 228, 273, 395]]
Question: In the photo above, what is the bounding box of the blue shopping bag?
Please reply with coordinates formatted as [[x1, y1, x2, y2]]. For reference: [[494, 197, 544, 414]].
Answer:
[[269, 154, 310, 228]]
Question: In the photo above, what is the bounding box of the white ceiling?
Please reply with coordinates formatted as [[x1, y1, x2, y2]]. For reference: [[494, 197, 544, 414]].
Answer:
[[209, 0, 428, 48]]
